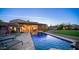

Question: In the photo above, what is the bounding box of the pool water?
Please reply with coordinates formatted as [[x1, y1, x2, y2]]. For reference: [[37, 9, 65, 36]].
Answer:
[[32, 32, 73, 50]]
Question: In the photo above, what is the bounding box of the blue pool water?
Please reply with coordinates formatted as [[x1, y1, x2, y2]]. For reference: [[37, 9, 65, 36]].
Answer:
[[32, 32, 73, 50]]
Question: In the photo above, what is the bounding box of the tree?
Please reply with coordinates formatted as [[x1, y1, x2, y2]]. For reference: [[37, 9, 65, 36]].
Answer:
[[0, 19, 3, 22], [0, 19, 4, 29], [0, 20, 3, 24], [0, 20, 3, 30], [57, 24, 64, 30]]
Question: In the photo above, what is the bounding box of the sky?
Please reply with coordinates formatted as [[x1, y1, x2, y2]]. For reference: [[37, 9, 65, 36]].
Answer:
[[0, 8, 79, 26]]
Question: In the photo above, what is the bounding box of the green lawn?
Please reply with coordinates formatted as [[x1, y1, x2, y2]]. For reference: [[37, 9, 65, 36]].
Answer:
[[55, 30, 79, 37]]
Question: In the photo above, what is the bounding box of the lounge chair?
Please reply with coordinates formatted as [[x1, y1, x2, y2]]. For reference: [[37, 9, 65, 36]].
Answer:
[[0, 37, 23, 50]]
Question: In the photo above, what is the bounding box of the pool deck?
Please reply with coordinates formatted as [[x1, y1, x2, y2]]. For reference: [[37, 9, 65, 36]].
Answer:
[[44, 32, 76, 43], [0, 32, 76, 50], [12, 32, 74, 50], [15, 32, 35, 50]]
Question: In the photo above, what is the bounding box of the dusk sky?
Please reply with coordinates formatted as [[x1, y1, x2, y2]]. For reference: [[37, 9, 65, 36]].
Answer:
[[0, 8, 79, 26]]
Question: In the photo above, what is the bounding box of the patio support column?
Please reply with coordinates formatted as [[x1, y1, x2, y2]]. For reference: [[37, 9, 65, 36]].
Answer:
[[16, 24, 20, 33]]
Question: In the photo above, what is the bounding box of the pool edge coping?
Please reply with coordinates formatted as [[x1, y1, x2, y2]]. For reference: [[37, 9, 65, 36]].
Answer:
[[40, 32, 75, 43]]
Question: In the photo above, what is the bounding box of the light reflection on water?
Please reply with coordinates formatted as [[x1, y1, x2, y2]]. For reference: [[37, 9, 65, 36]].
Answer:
[[32, 32, 73, 50]]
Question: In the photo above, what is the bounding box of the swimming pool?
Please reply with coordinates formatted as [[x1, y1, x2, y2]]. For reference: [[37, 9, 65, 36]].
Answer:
[[32, 32, 73, 50]]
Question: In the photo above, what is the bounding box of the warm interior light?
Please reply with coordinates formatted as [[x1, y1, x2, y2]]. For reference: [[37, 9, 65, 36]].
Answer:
[[20, 24, 38, 33]]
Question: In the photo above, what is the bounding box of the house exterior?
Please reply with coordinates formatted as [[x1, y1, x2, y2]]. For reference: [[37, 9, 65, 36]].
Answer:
[[0, 19, 48, 35], [63, 25, 71, 30], [0, 22, 16, 35], [9, 19, 48, 34], [63, 25, 79, 30]]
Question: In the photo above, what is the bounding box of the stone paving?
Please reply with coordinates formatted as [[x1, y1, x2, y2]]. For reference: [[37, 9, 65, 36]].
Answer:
[[15, 32, 35, 50]]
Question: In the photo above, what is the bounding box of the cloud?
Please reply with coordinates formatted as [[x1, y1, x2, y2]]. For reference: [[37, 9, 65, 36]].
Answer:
[[1, 15, 75, 25], [0, 15, 54, 25]]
